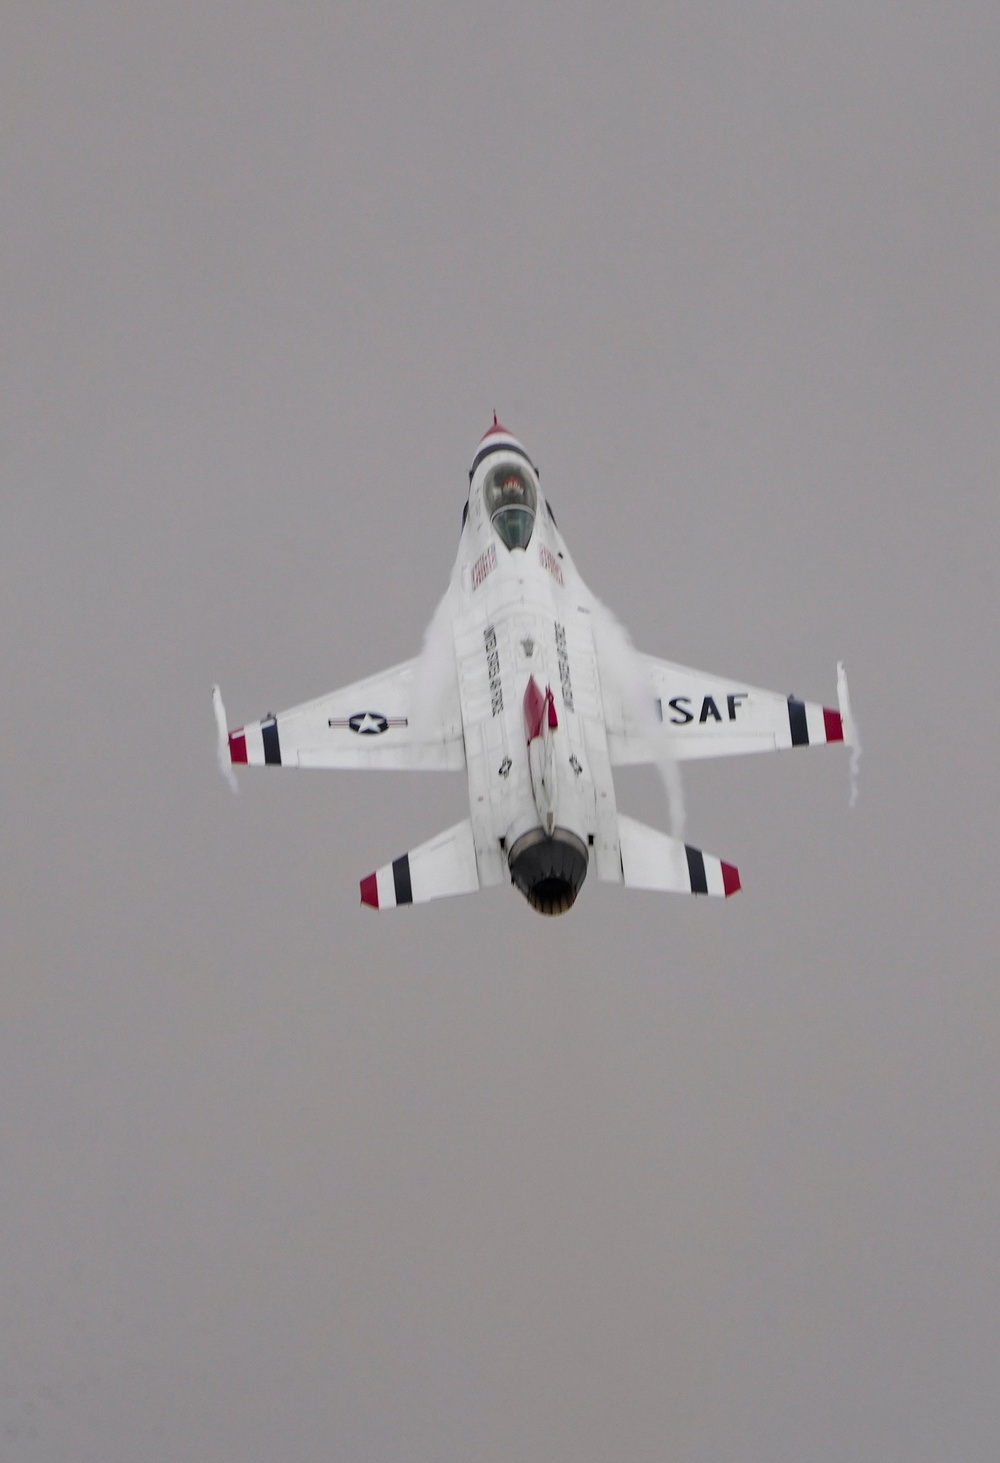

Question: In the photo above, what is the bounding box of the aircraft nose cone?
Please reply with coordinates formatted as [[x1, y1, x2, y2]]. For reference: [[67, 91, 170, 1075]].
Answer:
[[481, 412, 511, 441]]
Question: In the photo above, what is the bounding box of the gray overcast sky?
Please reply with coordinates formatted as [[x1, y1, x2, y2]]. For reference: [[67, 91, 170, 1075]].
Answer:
[[3, 4, 999, 1460]]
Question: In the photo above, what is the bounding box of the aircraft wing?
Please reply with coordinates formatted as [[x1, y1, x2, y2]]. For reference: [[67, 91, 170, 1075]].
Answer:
[[216, 658, 466, 772], [606, 655, 852, 765]]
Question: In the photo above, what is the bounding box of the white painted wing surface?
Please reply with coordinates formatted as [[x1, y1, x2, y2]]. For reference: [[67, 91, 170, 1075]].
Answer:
[[224, 658, 465, 772], [360, 819, 480, 909], [607, 653, 847, 765], [610, 814, 740, 897]]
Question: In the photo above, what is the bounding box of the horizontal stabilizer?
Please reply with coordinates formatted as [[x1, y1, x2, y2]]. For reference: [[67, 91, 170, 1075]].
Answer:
[[613, 814, 740, 897], [360, 819, 480, 910]]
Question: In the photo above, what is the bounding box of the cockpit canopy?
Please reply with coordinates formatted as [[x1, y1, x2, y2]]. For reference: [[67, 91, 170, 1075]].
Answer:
[[483, 459, 537, 550]]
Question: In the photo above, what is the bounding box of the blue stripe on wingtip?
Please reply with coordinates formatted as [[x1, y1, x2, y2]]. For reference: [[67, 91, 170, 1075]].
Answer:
[[787, 698, 809, 747], [262, 719, 281, 764], [685, 845, 708, 895], [392, 854, 412, 906]]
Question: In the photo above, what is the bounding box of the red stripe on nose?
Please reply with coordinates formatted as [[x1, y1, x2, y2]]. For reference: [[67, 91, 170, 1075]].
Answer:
[[229, 730, 247, 763], [722, 862, 741, 897], [823, 708, 844, 742], [360, 873, 379, 908]]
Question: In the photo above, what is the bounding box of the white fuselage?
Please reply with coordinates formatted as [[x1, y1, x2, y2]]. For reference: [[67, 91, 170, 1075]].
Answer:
[[448, 432, 621, 908]]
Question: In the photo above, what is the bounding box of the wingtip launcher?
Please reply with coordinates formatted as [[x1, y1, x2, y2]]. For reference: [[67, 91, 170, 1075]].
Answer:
[[836, 660, 856, 748], [212, 685, 241, 792]]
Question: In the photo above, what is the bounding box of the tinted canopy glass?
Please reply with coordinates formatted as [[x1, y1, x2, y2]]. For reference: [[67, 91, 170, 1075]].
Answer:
[[483, 460, 537, 550]]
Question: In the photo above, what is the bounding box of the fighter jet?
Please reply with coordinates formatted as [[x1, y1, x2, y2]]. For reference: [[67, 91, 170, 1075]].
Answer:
[[214, 420, 855, 914]]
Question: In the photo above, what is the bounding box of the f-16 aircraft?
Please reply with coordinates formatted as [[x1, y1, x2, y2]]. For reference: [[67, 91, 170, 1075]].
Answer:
[[214, 420, 855, 914]]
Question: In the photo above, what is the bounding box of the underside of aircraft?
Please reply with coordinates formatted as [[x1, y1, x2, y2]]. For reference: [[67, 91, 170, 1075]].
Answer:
[[215, 421, 855, 913]]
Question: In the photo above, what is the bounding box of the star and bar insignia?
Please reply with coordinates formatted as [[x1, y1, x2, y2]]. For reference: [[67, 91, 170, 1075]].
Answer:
[[328, 711, 409, 736]]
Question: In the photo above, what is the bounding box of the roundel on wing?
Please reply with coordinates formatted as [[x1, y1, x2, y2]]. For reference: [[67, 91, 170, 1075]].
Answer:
[[349, 711, 390, 735]]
